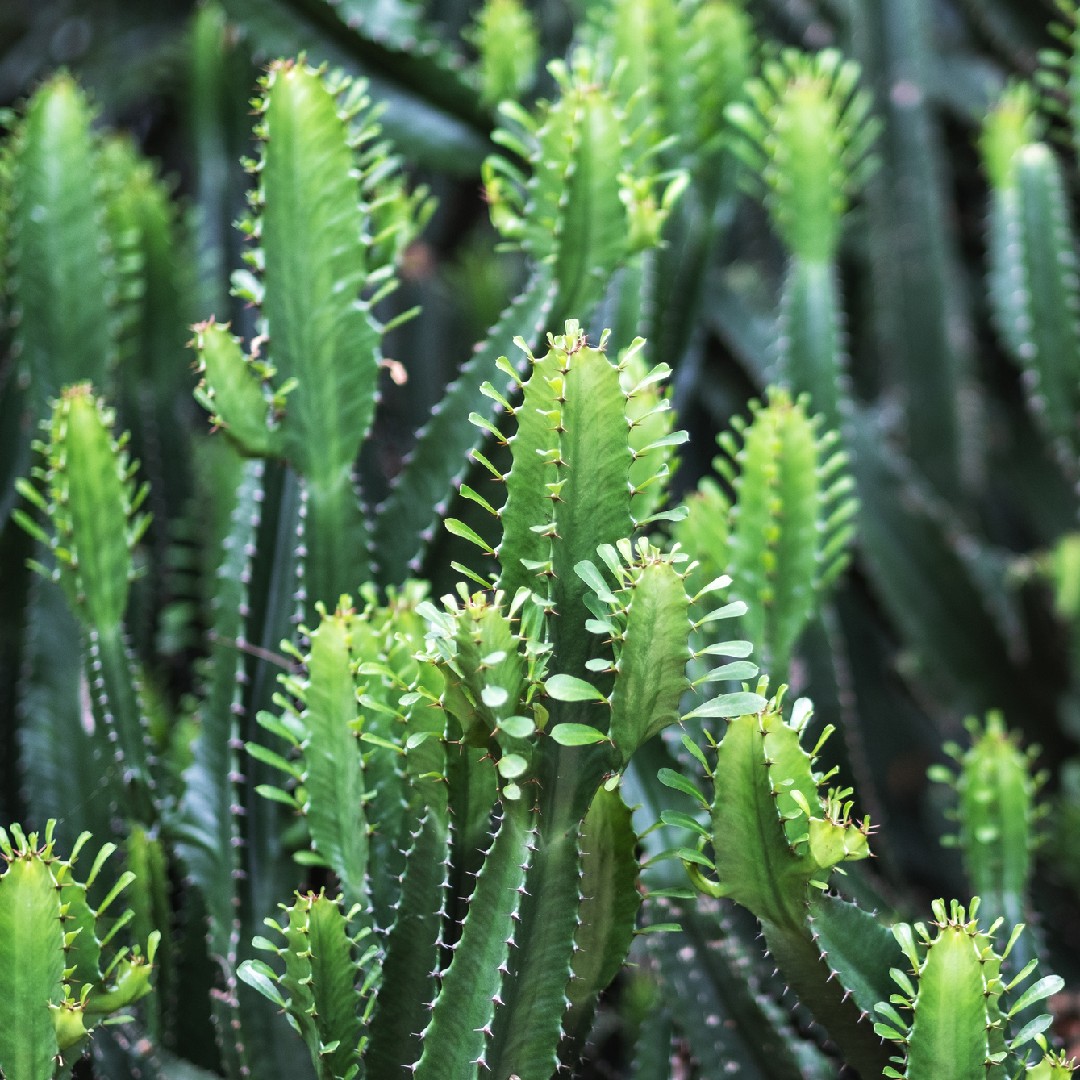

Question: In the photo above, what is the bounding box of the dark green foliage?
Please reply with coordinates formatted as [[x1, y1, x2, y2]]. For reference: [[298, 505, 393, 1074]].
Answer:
[[1, 1, 1080, 1078]]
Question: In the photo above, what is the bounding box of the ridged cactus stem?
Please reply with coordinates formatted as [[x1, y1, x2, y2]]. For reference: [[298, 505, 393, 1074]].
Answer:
[[875, 898, 1063, 1079], [375, 53, 682, 583], [563, 785, 641, 1053], [85, 623, 156, 825], [982, 83, 1080, 472], [194, 59, 432, 616], [760, 919, 892, 1078], [363, 807, 449, 1075], [726, 46, 876, 440], [413, 796, 536, 1080], [15, 384, 155, 827], [175, 456, 257, 1078], [242, 321, 755, 1079], [241, 890, 370, 1080], [485, 807, 585, 1079], [466, 0, 539, 107], [849, 0, 973, 500], [930, 712, 1046, 985], [261, 597, 370, 913], [726, 49, 877, 262], [673, 691, 888, 1075], [0, 839, 64, 1080], [0, 823, 160, 1080], [674, 389, 857, 687], [298, 478, 369, 618], [8, 74, 113, 415], [779, 256, 846, 435]]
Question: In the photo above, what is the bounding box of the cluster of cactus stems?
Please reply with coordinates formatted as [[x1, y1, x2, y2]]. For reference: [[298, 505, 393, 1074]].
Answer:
[[2, 0, 1080, 1077], [0, 822, 160, 1080]]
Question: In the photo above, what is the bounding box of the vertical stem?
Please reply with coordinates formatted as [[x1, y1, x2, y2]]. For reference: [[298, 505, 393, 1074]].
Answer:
[[778, 255, 845, 438], [89, 621, 155, 826], [848, 0, 975, 502], [760, 920, 892, 1079], [486, 729, 607, 1080]]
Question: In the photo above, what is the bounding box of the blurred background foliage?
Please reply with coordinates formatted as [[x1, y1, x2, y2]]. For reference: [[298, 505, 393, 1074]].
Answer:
[[3, 0, 1080, 1076]]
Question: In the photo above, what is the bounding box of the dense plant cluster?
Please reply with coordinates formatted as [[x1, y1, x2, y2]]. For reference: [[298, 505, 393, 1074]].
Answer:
[[1, 1, 1080, 1078]]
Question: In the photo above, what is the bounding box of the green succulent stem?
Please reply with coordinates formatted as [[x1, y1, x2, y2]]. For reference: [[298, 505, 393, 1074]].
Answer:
[[87, 622, 156, 824], [849, 0, 974, 500], [675, 388, 856, 686], [875, 898, 1062, 1079], [982, 84, 1080, 471], [760, 919, 892, 1078], [930, 712, 1046, 985], [0, 823, 159, 1080], [15, 385, 155, 826], [675, 691, 885, 1074], [6, 12, 1080, 1078], [8, 74, 113, 414], [413, 796, 536, 1080], [779, 256, 846, 435]]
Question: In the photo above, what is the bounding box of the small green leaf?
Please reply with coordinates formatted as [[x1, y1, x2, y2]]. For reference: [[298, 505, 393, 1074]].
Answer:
[[460, 483, 499, 516], [674, 847, 715, 868], [696, 639, 754, 657], [246, 742, 303, 778], [549, 723, 611, 746], [685, 692, 767, 719], [657, 769, 708, 807], [498, 753, 529, 778], [253, 784, 298, 808], [659, 810, 711, 838], [499, 715, 535, 739], [481, 685, 510, 709], [696, 600, 748, 624], [545, 673, 608, 702], [237, 960, 287, 1008], [363, 733, 408, 753], [1009, 975, 1064, 1017], [1008, 1013, 1054, 1049], [445, 518, 497, 555], [679, 734, 710, 773], [575, 559, 617, 603], [694, 660, 759, 684]]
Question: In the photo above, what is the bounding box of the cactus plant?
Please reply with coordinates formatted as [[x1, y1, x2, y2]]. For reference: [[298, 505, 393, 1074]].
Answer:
[[234, 321, 757, 1079], [0, 821, 160, 1080], [1, 1, 1080, 1078]]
